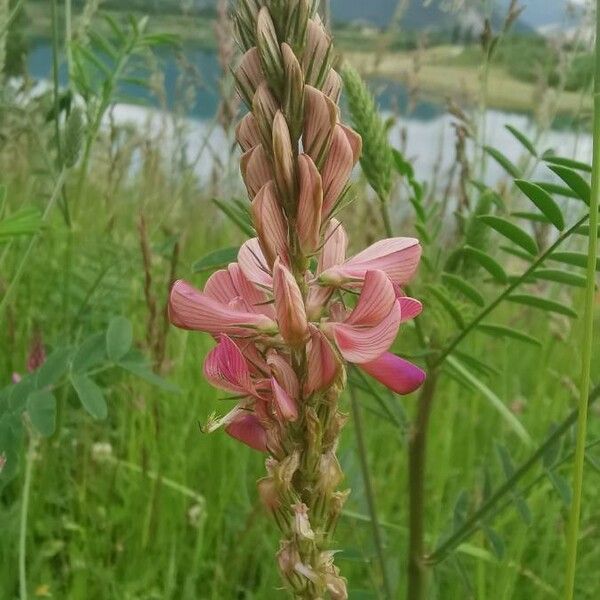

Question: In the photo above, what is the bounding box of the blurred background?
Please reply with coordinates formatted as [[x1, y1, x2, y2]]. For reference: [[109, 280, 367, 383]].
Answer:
[[1, 1, 599, 599]]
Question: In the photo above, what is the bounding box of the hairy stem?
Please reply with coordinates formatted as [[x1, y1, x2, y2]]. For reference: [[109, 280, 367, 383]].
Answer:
[[564, 2, 600, 596], [407, 373, 438, 600], [349, 384, 393, 599]]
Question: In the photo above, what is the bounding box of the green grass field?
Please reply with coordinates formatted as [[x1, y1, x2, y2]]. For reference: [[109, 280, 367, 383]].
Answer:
[[2, 2, 600, 599]]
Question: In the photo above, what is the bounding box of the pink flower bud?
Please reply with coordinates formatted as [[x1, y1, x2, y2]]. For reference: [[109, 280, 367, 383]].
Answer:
[[234, 47, 264, 107], [272, 111, 296, 204], [241, 144, 272, 199], [303, 86, 337, 167], [271, 378, 299, 422], [252, 182, 290, 268], [322, 125, 362, 216], [303, 19, 331, 87], [236, 113, 261, 152], [297, 154, 323, 254], [273, 259, 308, 347], [305, 325, 339, 395]]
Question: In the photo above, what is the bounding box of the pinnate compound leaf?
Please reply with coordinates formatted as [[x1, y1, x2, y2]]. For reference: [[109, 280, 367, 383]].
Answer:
[[508, 295, 577, 318], [71, 375, 108, 420], [514, 180, 565, 230], [462, 246, 507, 283], [478, 216, 538, 256], [106, 316, 133, 362], [26, 390, 57, 437], [193, 247, 240, 273]]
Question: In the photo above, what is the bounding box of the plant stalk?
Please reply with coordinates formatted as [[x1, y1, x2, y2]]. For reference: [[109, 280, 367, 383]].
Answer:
[[349, 384, 394, 599], [19, 436, 36, 600], [563, 2, 600, 597], [407, 373, 438, 600]]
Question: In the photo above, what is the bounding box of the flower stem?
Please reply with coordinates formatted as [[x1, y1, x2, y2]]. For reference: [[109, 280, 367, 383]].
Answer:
[[564, 2, 600, 597], [19, 436, 36, 600], [407, 373, 438, 600], [349, 384, 394, 599]]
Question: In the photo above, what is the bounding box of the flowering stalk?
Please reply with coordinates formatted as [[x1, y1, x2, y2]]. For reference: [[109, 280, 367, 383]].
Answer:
[[169, 2, 425, 596]]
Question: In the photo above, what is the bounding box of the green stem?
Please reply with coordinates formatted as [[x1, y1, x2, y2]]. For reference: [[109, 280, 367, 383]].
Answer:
[[19, 436, 36, 600], [564, 3, 600, 596], [428, 384, 600, 565], [0, 169, 67, 319], [349, 384, 394, 599], [433, 214, 590, 370], [379, 198, 393, 238], [407, 373, 438, 600]]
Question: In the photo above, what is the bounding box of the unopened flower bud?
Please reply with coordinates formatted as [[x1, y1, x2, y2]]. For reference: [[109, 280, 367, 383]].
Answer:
[[256, 7, 284, 92], [272, 111, 297, 207], [297, 154, 323, 254], [273, 259, 308, 347], [282, 43, 304, 141]]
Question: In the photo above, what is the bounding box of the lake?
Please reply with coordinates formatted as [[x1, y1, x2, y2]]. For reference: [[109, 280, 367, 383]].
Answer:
[[26, 37, 593, 185]]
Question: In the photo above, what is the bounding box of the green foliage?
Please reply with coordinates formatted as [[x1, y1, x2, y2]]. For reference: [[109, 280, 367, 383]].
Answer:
[[342, 65, 394, 203]]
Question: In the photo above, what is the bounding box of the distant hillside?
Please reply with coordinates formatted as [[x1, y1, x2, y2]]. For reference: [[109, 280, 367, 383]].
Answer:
[[331, 0, 575, 31]]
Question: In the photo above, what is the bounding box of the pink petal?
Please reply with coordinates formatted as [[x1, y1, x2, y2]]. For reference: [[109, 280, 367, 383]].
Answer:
[[320, 238, 422, 286], [204, 335, 257, 396], [399, 297, 423, 323], [305, 325, 339, 395], [273, 259, 308, 346], [345, 270, 397, 327], [318, 219, 348, 273], [252, 182, 290, 267], [225, 413, 268, 452], [169, 280, 276, 336], [271, 378, 299, 422], [238, 238, 273, 289], [330, 300, 402, 364], [267, 350, 300, 399], [297, 154, 323, 254], [359, 353, 426, 395]]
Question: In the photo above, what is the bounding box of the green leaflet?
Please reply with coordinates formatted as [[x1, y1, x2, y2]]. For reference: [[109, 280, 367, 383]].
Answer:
[[548, 165, 591, 205], [484, 146, 521, 178], [507, 294, 577, 318], [462, 246, 508, 283], [514, 180, 565, 230], [193, 247, 240, 273], [477, 323, 542, 347], [442, 273, 485, 307], [478, 216, 538, 256]]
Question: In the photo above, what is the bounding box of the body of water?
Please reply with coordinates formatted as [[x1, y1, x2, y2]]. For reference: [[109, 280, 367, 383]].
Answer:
[[26, 38, 593, 186]]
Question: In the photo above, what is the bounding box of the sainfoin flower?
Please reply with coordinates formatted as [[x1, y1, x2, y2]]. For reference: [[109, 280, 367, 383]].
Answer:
[[169, 1, 425, 596]]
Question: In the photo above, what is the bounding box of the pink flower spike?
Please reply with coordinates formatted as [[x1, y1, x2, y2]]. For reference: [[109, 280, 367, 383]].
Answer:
[[320, 238, 422, 287], [252, 182, 290, 268], [273, 259, 308, 347], [169, 280, 277, 336], [359, 353, 426, 395], [204, 335, 257, 396], [225, 413, 268, 452], [271, 378, 299, 422], [297, 154, 323, 254], [305, 325, 339, 395]]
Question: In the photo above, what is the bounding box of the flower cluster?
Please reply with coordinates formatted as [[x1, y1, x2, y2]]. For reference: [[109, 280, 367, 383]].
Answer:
[[169, 1, 424, 596]]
